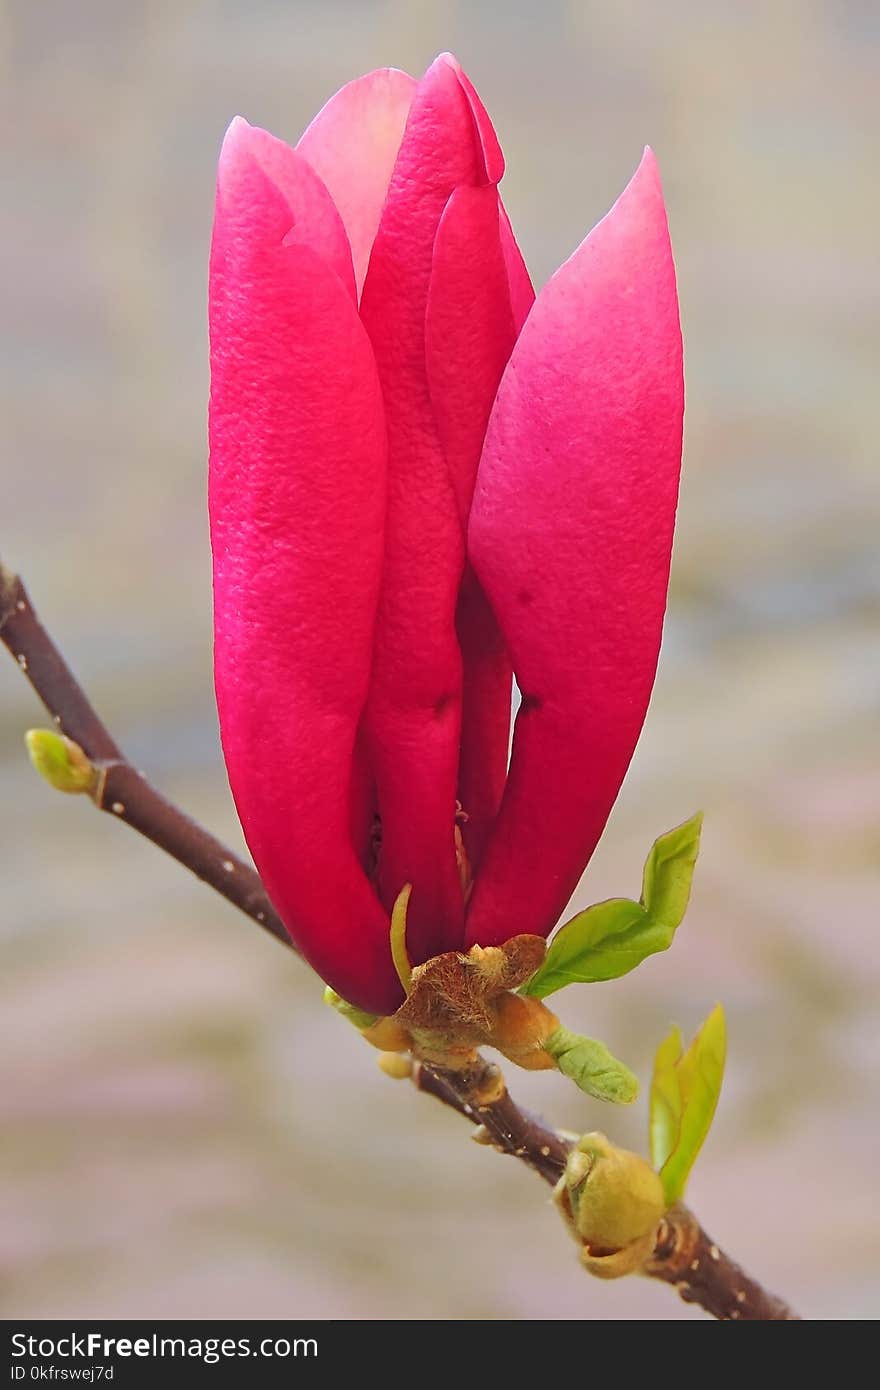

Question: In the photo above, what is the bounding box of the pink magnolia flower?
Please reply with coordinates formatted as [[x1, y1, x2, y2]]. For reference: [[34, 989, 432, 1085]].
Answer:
[[209, 54, 683, 1015]]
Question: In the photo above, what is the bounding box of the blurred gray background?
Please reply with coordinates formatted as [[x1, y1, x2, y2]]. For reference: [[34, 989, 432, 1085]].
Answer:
[[1, 0, 877, 1320]]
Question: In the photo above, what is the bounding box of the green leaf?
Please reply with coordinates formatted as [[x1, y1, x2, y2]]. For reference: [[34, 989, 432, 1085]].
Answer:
[[648, 1025, 683, 1174], [521, 812, 703, 999], [641, 812, 704, 927], [544, 1025, 639, 1104], [649, 1004, 726, 1205]]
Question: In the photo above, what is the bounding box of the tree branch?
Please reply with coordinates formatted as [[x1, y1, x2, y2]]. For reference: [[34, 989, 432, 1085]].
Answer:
[[413, 1058, 800, 1319], [0, 558, 800, 1321], [0, 562, 291, 950], [413, 1056, 570, 1184], [645, 1205, 800, 1321]]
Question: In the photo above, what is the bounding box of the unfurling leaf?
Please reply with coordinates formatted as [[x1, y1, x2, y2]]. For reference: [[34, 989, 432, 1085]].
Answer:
[[649, 1003, 726, 1205], [544, 1025, 638, 1104], [521, 812, 703, 999], [648, 1025, 684, 1178]]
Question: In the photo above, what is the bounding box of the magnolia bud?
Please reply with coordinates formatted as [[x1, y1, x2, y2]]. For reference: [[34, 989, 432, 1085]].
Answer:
[[560, 1131, 665, 1255], [25, 729, 97, 795]]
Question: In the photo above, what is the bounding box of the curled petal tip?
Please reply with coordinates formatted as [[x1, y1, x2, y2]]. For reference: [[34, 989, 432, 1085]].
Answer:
[[222, 113, 249, 138], [213, 114, 356, 297], [217, 116, 275, 191], [623, 146, 666, 206], [422, 53, 505, 185], [636, 144, 660, 182], [218, 115, 253, 164], [453, 63, 505, 184], [585, 144, 667, 248]]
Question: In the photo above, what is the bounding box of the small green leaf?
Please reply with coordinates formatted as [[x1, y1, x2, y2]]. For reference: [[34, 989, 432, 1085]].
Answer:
[[648, 1025, 683, 1174], [25, 728, 97, 795], [641, 812, 704, 927], [389, 883, 413, 994], [544, 1025, 639, 1104], [649, 1004, 726, 1205], [521, 812, 703, 999]]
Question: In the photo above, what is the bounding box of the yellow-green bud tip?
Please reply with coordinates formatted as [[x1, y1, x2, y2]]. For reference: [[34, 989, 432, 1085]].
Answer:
[[25, 729, 96, 795], [322, 984, 379, 1032]]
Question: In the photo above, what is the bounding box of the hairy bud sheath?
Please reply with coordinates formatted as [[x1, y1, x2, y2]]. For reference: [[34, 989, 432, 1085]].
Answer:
[[556, 1132, 666, 1274]]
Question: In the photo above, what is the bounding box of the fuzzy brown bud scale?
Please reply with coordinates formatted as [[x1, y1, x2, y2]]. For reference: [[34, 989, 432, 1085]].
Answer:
[[386, 935, 555, 1068]]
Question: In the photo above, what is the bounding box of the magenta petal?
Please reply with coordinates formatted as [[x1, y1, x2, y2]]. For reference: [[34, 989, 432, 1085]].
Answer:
[[359, 55, 505, 961], [425, 182, 532, 869], [218, 117, 355, 300], [440, 53, 505, 183], [297, 68, 416, 297], [426, 184, 517, 526], [465, 149, 684, 948], [209, 127, 400, 1014], [454, 576, 513, 871], [499, 202, 535, 332]]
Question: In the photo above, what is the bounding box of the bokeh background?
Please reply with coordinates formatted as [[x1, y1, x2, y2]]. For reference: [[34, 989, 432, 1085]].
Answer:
[[2, 0, 877, 1320]]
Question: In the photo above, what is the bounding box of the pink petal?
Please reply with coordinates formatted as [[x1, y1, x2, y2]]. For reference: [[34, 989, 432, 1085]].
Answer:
[[297, 68, 416, 297], [425, 183, 534, 869], [209, 123, 400, 1014], [455, 575, 513, 871], [348, 725, 377, 869], [358, 54, 503, 961], [499, 201, 535, 332], [426, 184, 518, 526], [218, 117, 355, 300], [440, 53, 505, 184], [465, 149, 684, 948]]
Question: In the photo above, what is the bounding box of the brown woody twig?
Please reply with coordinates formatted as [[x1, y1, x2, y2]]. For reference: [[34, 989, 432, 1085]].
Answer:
[[413, 1059, 799, 1319], [0, 563, 290, 950], [0, 557, 800, 1321], [413, 1055, 570, 1184], [645, 1205, 800, 1320]]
